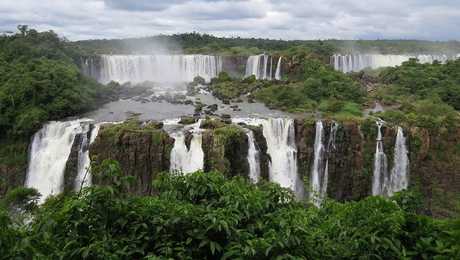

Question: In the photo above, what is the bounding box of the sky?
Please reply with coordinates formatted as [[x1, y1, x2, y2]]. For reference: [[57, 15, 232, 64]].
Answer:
[[0, 0, 459, 41]]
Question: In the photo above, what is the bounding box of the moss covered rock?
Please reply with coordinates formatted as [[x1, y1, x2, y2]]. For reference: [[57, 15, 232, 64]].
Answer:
[[202, 125, 249, 178], [90, 120, 174, 195]]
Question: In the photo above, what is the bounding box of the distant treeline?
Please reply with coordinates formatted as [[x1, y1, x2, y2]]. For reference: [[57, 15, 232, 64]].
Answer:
[[73, 32, 460, 56]]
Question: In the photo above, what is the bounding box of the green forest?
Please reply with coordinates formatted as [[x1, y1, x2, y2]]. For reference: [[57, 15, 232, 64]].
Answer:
[[1, 160, 459, 259], [75, 32, 460, 56], [1, 27, 460, 259]]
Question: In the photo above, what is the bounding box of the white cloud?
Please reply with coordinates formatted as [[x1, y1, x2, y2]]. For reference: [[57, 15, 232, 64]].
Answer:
[[0, 0, 459, 40]]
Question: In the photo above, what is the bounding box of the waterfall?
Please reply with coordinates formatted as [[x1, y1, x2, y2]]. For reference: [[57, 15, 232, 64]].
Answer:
[[387, 127, 409, 196], [74, 124, 101, 190], [245, 55, 262, 79], [332, 54, 457, 73], [275, 57, 282, 80], [170, 121, 204, 174], [246, 130, 261, 183], [26, 120, 93, 203], [310, 121, 327, 206], [261, 118, 302, 197], [372, 120, 389, 196], [310, 121, 339, 206], [245, 54, 275, 80], [263, 55, 269, 80], [269, 56, 273, 80], [98, 54, 222, 84], [324, 122, 338, 196]]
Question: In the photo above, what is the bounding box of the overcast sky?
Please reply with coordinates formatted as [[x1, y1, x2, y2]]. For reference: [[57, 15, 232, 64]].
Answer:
[[0, 0, 459, 41]]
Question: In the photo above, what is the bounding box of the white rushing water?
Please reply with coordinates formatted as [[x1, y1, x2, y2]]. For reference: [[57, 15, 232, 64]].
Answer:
[[98, 54, 222, 84], [332, 54, 458, 73], [310, 121, 339, 206], [232, 117, 301, 196], [245, 54, 282, 80], [372, 120, 389, 196], [275, 57, 282, 80], [387, 127, 409, 196], [26, 120, 93, 203], [74, 124, 101, 191], [261, 118, 302, 197], [246, 130, 261, 183], [310, 121, 327, 206], [170, 121, 204, 174]]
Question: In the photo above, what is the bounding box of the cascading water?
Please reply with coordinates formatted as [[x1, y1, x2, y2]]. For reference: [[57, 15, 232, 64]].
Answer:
[[246, 130, 261, 183], [245, 54, 282, 80], [74, 124, 101, 191], [26, 120, 93, 203], [372, 120, 389, 196], [310, 121, 339, 206], [387, 126, 409, 196], [261, 118, 302, 197], [245, 55, 265, 79], [332, 54, 457, 73], [96, 54, 222, 84], [275, 57, 282, 80], [170, 121, 204, 174], [310, 121, 327, 206]]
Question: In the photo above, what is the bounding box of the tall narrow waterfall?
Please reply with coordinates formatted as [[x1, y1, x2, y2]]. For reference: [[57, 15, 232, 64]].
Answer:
[[309, 122, 339, 206], [310, 121, 327, 206], [170, 121, 204, 174], [75, 124, 101, 190], [261, 118, 302, 197], [26, 120, 93, 203], [388, 127, 409, 196], [332, 54, 457, 73], [275, 57, 282, 80], [245, 54, 279, 80], [372, 120, 389, 196], [97, 54, 222, 84], [246, 130, 261, 183]]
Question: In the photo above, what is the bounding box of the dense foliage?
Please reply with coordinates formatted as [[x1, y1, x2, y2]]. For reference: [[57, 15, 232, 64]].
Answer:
[[368, 58, 460, 128], [329, 39, 460, 55], [75, 33, 460, 57], [0, 160, 459, 259], [210, 58, 365, 117], [0, 26, 110, 138], [74, 32, 335, 58], [379, 59, 460, 110]]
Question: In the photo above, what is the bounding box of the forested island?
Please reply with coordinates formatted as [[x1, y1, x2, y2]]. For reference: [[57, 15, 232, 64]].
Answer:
[[1, 26, 460, 259]]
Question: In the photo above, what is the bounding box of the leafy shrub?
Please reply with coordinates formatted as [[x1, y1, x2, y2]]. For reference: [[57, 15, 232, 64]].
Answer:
[[0, 159, 458, 259]]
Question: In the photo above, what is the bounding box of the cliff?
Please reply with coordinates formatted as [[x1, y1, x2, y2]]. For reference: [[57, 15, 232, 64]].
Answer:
[[5, 117, 458, 218], [90, 121, 174, 195]]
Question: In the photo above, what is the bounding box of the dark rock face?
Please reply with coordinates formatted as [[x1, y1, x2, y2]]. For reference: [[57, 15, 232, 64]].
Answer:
[[202, 125, 249, 178], [83, 118, 460, 217], [221, 56, 247, 78], [294, 119, 316, 184], [246, 125, 270, 181], [295, 119, 398, 202], [408, 127, 460, 218], [327, 121, 371, 201], [90, 122, 174, 195], [63, 134, 83, 193]]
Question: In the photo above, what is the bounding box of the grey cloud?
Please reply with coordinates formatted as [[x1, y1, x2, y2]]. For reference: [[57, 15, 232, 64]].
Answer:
[[105, 0, 187, 11], [0, 0, 459, 40], [104, 0, 249, 12]]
